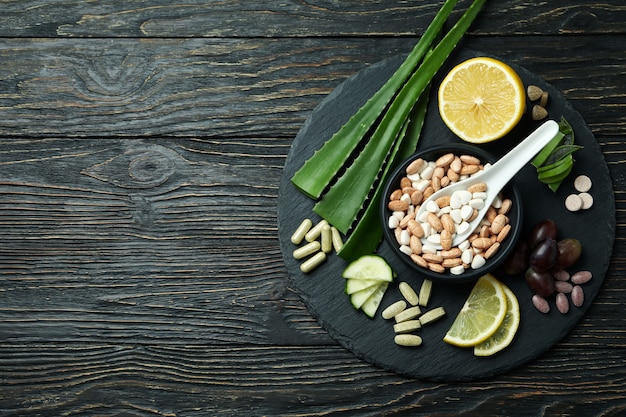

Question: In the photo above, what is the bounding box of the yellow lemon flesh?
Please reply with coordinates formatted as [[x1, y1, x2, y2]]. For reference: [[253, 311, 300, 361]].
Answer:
[[443, 274, 508, 347], [438, 57, 526, 143], [473, 283, 520, 356]]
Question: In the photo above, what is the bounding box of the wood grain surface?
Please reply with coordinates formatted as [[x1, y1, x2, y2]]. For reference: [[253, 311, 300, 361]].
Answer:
[[0, 0, 625, 415]]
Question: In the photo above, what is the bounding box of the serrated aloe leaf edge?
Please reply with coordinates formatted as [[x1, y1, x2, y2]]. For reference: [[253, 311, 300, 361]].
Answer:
[[290, 0, 459, 200], [312, 0, 488, 235]]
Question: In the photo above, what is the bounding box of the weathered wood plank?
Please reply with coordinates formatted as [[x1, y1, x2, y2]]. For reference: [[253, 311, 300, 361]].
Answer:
[[1, 0, 624, 38], [0, 36, 623, 138], [1, 344, 625, 416]]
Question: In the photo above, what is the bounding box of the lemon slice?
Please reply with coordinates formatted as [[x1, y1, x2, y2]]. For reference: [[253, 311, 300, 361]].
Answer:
[[443, 274, 508, 347], [438, 57, 526, 143], [473, 283, 520, 356]]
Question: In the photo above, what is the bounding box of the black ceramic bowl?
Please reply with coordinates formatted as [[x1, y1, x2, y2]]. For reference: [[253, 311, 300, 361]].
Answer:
[[380, 143, 524, 283]]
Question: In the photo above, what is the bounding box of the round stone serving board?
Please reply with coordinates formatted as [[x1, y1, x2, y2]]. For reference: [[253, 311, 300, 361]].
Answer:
[[277, 49, 616, 381]]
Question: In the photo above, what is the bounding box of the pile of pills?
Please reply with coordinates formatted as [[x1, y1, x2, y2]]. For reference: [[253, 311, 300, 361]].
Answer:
[[386, 153, 514, 275], [291, 218, 343, 273], [565, 175, 594, 212]]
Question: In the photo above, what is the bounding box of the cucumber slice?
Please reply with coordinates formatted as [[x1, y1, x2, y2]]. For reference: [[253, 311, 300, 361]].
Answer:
[[361, 282, 389, 318], [350, 283, 383, 309], [345, 278, 381, 295], [342, 255, 394, 282]]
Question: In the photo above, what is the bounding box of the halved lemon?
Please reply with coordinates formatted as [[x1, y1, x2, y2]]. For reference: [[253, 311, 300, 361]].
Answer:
[[443, 274, 508, 347], [438, 57, 526, 143], [473, 283, 520, 356]]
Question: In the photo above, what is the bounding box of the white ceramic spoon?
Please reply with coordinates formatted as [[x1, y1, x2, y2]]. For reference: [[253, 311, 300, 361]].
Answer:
[[416, 119, 560, 249]]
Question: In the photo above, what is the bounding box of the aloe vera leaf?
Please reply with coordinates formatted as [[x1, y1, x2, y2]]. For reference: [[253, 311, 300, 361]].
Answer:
[[313, 0, 487, 233], [290, 0, 459, 199], [543, 144, 583, 166], [532, 131, 564, 168], [338, 87, 430, 261]]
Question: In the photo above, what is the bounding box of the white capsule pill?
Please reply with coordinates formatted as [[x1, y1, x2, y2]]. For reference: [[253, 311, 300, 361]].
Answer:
[[469, 198, 485, 210], [291, 218, 313, 244], [457, 239, 471, 251], [382, 300, 407, 319], [321, 224, 332, 253], [400, 245, 412, 256], [420, 166, 434, 180], [331, 227, 344, 252], [293, 241, 321, 260], [399, 282, 419, 306], [456, 221, 470, 235], [472, 191, 488, 200], [400, 229, 411, 245], [450, 209, 463, 224], [461, 205, 474, 220], [421, 244, 437, 254], [471, 254, 486, 269], [305, 219, 328, 242], [394, 334, 422, 347], [426, 200, 439, 213], [450, 265, 466, 275], [427, 234, 441, 245], [462, 249, 473, 264], [300, 251, 326, 273], [388, 215, 400, 229], [450, 193, 462, 209]]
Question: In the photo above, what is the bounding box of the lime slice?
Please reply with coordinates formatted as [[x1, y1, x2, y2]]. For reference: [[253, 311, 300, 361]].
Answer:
[[474, 283, 520, 356], [443, 274, 508, 347]]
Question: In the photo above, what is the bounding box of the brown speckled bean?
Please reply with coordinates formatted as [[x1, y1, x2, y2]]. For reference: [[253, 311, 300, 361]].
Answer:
[[556, 292, 570, 314], [555, 281, 573, 294], [532, 294, 550, 313], [553, 269, 570, 281], [571, 285, 585, 307], [571, 270, 592, 285]]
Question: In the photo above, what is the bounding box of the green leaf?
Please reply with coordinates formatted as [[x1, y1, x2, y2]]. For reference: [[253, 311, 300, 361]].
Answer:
[[290, 0, 460, 200]]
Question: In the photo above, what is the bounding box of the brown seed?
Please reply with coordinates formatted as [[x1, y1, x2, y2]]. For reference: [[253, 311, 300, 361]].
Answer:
[[527, 85, 544, 101], [406, 158, 425, 175], [440, 213, 456, 234], [436, 195, 451, 208], [460, 155, 481, 165], [472, 237, 493, 250], [555, 281, 573, 294], [553, 269, 570, 281], [435, 153, 455, 168], [450, 157, 463, 173], [427, 212, 443, 233], [491, 214, 508, 235], [532, 104, 548, 121], [442, 257, 463, 268], [410, 235, 423, 255], [402, 186, 415, 196], [498, 199, 513, 215], [571, 285, 585, 307], [486, 206, 498, 224], [440, 248, 462, 259], [399, 211, 416, 228], [440, 176, 451, 187], [556, 292, 570, 314], [390, 189, 402, 201], [428, 263, 445, 273], [388, 200, 409, 211], [422, 253, 444, 264], [423, 186, 434, 199], [497, 224, 512, 242], [410, 190, 423, 206], [447, 168, 460, 182], [532, 294, 550, 313], [460, 164, 480, 175], [440, 229, 452, 251], [408, 219, 425, 238], [467, 182, 487, 193], [484, 242, 500, 259], [410, 254, 429, 268], [571, 270, 593, 285], [400, 177, 412, 189], [433, 166, 445, 179], [479, 225, 491, 238]]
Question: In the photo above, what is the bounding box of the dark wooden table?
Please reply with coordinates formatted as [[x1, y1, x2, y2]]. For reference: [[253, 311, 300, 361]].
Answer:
[[1, 1, 624, 416]]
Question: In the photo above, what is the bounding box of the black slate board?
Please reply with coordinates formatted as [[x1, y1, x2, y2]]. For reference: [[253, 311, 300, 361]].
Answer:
[[277, 49, 616, 381]]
